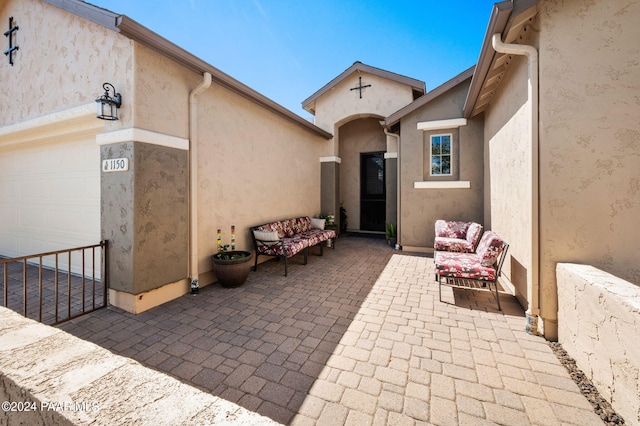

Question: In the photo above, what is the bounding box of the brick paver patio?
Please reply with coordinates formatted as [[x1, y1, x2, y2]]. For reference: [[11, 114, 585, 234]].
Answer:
[[57, 236, 601, 425]]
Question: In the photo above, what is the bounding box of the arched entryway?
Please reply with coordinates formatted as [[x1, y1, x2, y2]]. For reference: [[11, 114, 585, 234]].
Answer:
[[338, 116, 387, 233]]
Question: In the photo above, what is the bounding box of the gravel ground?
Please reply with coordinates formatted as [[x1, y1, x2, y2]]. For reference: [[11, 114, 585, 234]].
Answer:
[[549, 342, 626, 425]]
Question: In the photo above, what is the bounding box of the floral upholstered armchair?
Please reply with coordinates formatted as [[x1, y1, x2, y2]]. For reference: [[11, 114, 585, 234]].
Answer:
[[434, 220, 483, 253], [434, 230, 508, 310]]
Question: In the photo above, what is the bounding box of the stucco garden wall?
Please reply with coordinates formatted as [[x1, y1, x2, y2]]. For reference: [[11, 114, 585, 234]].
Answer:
[[557, 263, 640, 425], [399, 79, 484, 249], [0, 307, 277, 425]]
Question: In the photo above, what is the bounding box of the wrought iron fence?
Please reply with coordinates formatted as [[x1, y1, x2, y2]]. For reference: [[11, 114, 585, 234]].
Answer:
[[1, 241, 108, 325]]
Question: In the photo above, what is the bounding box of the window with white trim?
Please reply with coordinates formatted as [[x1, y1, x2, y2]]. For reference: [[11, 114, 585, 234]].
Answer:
[[430, 134, 452, 176]]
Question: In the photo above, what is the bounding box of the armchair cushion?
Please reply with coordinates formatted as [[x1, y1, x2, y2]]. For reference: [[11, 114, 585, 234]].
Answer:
[[435, 220, 470, 239], [434, 251, 498, 281], [434, 220, 483, 253], [475, 231, 506, 267]]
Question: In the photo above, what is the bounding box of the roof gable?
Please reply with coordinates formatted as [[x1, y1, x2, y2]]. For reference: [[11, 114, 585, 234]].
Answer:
[[384, 66, 475, 128], [302, 61, 425, 115]]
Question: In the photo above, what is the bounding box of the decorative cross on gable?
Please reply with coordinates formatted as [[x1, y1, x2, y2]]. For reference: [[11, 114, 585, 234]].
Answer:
[[4, 16, 19, 66], [350, 76, 371, 99]]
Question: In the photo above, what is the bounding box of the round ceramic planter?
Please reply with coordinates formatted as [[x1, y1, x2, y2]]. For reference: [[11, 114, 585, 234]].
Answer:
[[211, 251, 253, 288]]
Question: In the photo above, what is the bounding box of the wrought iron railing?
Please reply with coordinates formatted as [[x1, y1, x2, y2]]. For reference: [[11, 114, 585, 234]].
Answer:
[[1, 241, 108, 325]]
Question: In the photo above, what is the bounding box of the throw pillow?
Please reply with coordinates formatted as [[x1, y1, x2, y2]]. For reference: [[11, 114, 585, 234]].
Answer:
[[253, 230, 280, 241], [311, 218, 326, 230]]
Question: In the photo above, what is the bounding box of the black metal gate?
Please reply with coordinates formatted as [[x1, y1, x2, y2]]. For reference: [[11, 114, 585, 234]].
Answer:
[[1, 241, 108, 325]]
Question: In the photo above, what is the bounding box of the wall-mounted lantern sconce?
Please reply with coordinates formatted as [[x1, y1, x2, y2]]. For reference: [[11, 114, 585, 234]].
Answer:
[[95, 82, 122, 120]]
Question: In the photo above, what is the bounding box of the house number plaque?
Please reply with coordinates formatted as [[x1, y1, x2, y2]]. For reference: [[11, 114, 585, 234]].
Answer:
[[102, 158, 129, 172]]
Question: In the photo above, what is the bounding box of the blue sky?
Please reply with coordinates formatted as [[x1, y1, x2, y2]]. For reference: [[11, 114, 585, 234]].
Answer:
[[88, 0, 497, 118]]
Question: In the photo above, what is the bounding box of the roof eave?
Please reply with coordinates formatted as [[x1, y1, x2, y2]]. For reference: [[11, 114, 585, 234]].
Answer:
[[462, 1, 514, 119], [463, 0, 540, 118], [302, 61, 426, 113], [44, 0, 332, 140], [383, 65, 475, 128]]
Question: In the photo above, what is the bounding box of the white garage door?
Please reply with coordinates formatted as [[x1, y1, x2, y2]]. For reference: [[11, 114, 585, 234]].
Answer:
[[0, 137, 100, 259], [0, 105, 103, 262]]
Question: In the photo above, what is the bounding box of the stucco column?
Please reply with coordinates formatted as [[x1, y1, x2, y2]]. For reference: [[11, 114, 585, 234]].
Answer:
[[320, 157, 341, 232], [100, 137, 189, 313], [384, 152, 398, 235]]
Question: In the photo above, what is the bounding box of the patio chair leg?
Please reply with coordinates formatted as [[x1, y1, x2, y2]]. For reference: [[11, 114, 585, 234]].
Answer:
[[254, 253, 258, 272], [438, 275, 443, 303], [284, 257, 288, 276], [319, 243, 323, 256], [304, 248, 308, 264], [492, 282, 501, 311]]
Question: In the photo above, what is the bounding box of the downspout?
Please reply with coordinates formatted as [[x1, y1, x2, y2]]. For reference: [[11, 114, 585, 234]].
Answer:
[[491, 33, 540, 334], [383, 127, 401, 248], [188, 72, 212, 294]]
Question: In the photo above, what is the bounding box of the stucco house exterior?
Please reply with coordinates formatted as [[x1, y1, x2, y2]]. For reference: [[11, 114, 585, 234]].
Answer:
[[460, 0, 639, 420], [1, 0, 639, 420], [0, 0, 332, 313]]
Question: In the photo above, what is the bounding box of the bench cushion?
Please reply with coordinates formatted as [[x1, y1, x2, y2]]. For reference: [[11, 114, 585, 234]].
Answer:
[[257, 236, 308, 258]]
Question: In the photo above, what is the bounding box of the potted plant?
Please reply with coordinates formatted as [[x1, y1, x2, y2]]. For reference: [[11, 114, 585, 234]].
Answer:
[[340, 206, 348, 234], [386, 223, 397, 248], [211, 227, 252, 288]]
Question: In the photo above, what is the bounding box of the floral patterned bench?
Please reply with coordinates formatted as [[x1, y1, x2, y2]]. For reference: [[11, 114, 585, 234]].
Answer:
[[250, 216, 336, 276], [434, 230, 508, 310], [434, 220, 483, 253]]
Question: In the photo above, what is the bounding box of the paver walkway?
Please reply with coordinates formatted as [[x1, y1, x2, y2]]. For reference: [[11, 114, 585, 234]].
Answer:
[[58, 236, 602, 425]]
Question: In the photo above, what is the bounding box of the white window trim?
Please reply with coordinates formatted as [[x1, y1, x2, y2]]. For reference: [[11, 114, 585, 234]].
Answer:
[[417, 118, 467, 131], [429, 133, 453, 177], [414, 181, 471, 189]]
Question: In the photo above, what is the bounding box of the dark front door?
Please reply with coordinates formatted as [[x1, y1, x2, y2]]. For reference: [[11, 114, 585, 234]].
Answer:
[[360, 152, 386, 232]]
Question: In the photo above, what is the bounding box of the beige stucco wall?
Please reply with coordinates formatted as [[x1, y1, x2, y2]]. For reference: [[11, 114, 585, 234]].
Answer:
[[0, 0, 133, 260], [483, 0, 640, 340], [338, 117, 387, 231], [115, 40, 328, 287], [400, 79, 484, 248], [557, 263, 640, 425], [196, 82, 327, 279], [0, 0, 134, 128], [538, 0, 640, 292], [133, 44, 191, 138], [313, 72, 416, 134], [313, 72, 417, 158], [483, 54, 533, 314]]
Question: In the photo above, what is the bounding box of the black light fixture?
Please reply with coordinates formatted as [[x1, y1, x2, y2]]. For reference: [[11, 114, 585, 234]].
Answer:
[[95, 82, 122, 120]]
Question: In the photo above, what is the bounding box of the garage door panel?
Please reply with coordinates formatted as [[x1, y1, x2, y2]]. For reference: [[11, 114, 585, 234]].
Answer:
[[0, 137, 100, 259]]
